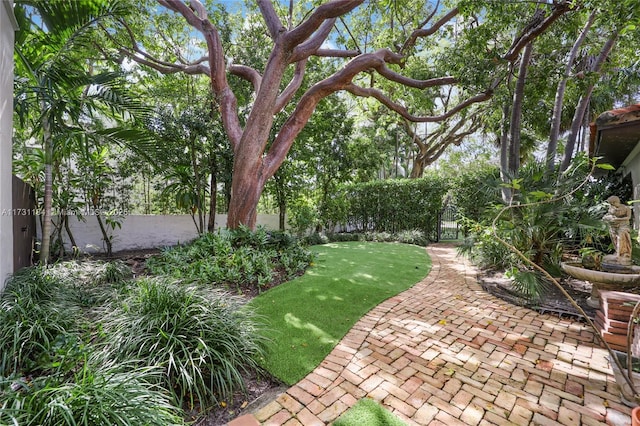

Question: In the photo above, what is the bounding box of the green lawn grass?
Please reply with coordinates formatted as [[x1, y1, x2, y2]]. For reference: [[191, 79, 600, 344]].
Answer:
[[249, 242, 431, 385], [333, 398, 408, 426]]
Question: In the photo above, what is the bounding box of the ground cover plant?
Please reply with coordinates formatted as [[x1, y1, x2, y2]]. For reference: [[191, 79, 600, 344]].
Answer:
[[249, 241, 431, 384], [0, 231, 430, 423], [0, 258, 267, 425], [146, 226, 314, 294], [98, 277, 265, 408]]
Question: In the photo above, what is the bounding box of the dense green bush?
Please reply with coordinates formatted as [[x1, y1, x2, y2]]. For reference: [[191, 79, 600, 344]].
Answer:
[[450, 165, 502, 230], [326, 177, 448, 236], [98, 277, 266, 407], [1, 364, 182, 426], [322, 230, 429, 246], [326, 232, 363, 243], [146, 226, 315, 291], [0, 254, 271, 423], [0, 267, 80, 376], [457, 157, 613, 302]]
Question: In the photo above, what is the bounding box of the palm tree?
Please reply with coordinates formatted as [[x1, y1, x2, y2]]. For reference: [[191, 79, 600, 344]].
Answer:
[[13, 0, 147, 263]]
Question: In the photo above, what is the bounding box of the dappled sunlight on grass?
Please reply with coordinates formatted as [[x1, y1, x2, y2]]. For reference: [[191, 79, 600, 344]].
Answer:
[[284, 313, 337, 345], [249, 242, 431, 384], [353, 272, 375, 280]]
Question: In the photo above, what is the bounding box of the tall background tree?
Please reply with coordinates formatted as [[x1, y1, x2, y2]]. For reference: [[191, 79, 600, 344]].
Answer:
[[13, 0, 152, 262], [100, 0, 574, 229]]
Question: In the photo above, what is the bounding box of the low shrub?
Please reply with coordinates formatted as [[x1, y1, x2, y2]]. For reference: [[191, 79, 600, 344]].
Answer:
[[395, 230, 430, 246], [146, 227, 315, 292], [0, 363, 182, 426], [304, 232, 329, 246], [327, 232, 363, 243], [98, 277, 266, 407], [45, 260, 133, 307], [326, 231, 429, 246], [0, 267, 80, 376]]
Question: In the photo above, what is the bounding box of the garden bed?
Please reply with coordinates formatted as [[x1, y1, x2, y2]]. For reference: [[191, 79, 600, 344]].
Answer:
[[477, 268, 640, 321]]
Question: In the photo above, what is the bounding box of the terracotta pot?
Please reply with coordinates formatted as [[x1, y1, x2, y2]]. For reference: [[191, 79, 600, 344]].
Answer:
[[633, 406, 640, 426]]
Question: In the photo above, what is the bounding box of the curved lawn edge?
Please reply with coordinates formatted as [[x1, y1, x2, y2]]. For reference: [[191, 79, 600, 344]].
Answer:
[[249, 242, 431, 385]]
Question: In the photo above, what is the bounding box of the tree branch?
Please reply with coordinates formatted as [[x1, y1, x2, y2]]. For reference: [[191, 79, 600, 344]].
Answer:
[[401, 7, 459, 54], [502, 1, 572, 61], [313, 48, 360, 58], [257, 0, 285, 40], [274, 59, 307, 114], [229, 64, 262, 93], [375, 63, 456, 88], [345, 83, 493, 123], [158, 0, 204, 31], [100, 21, 211, 75], [188, 0, 208, 20], [263, 47, 488, 178], [285, 0, 364, 47], [290, 18, 337, 62], [157, 0, 242, 149]]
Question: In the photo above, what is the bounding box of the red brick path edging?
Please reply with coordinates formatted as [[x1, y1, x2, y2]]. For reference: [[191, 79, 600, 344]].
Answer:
[[234, 244, 632, 425]]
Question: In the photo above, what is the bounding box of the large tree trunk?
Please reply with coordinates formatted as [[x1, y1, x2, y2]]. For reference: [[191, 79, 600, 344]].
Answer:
[[227, 163, 266, 229], [410, 155, 427, 178], [560, 34, 617, 172], [40, 113, 53, 265], [546, 11, 595, 173], [499, 101, 512, 203], [508, 42, 533, 177]]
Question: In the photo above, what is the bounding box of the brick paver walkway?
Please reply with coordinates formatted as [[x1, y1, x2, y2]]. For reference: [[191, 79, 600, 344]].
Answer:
[[237, 244, 633, 425]]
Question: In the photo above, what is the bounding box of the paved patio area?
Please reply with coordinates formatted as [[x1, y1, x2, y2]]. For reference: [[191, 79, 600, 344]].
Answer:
[[232, 244, 634, 425]]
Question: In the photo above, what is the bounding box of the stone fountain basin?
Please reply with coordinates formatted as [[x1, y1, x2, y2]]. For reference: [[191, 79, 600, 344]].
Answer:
[[561, 262, 640, 285]]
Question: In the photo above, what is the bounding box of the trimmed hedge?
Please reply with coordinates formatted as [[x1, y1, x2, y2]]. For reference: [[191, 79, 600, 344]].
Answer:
[[328, 177, 449, 235]]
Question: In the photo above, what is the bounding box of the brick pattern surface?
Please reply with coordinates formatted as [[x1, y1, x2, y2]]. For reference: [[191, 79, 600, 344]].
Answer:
[[249, 244, 632, 425]]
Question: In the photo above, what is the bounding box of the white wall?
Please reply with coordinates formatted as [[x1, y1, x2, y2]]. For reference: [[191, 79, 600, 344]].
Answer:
[[52, 214, 285, 254], [622, 151, 640, 229], [1, 1, 17, 291]]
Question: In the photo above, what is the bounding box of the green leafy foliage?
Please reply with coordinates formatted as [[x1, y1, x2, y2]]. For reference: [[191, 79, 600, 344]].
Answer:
[[330, 177, 449, 236], [146, 227, 315, 292], [97, 278, 266, 407], [0, 256, 269, 423], [0, 267, 80, 376], [1, 364, 182, 426], [450, 165, 503, 231], [457, 156, 621, 303]]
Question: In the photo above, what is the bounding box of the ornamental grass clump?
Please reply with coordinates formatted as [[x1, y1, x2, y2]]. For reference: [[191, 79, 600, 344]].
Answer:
[[146, 226, 314, 292], [45, 259, 133, 307], [0, 267, 80, 376], [0, 363, 183, 426], [98, 277, 266, 408]]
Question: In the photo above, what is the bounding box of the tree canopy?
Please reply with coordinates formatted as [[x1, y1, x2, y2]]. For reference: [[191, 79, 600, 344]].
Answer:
[[12, 0, 640, 240]]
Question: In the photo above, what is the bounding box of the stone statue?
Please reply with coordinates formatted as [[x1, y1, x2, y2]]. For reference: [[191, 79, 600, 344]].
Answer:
[[603, 195, 633, 266]]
